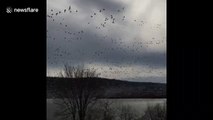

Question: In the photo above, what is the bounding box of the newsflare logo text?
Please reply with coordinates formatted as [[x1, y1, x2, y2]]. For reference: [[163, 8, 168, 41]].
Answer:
[[6, 7, 39, 13]]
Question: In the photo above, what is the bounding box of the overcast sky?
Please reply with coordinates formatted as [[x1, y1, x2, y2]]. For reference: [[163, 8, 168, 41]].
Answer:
[[47, 0, 166, 83]]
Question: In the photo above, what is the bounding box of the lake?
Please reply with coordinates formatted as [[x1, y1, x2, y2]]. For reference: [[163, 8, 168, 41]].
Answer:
[[47, 98, 166, 120]]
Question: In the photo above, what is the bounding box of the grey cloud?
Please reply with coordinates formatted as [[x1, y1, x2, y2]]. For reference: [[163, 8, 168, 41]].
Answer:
[[71, 0, 126, 11], [47, 0, 166, 83], [48, 20, 165, 67], [47, 21, 165, 69]]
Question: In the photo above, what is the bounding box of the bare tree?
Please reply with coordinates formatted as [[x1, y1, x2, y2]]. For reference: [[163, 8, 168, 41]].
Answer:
[[50, 64, 102, 120], [58, 64, 99, 78], [117, 105, 138, 120], [141, 103, 166, 120], [100, 99, 115, 120]]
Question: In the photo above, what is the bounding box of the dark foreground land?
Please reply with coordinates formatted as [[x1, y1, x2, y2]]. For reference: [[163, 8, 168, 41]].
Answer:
[[47, 77, 166, 99]]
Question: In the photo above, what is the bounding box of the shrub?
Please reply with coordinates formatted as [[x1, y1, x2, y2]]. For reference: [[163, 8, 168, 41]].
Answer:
[[141, 103, 166, 120]]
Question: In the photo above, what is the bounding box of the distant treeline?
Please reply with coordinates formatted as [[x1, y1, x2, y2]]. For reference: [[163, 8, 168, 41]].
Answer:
[[47, 77, 166, 99]]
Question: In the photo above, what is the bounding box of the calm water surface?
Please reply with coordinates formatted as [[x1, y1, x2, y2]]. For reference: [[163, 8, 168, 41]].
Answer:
[[47, 98, 166, 120]]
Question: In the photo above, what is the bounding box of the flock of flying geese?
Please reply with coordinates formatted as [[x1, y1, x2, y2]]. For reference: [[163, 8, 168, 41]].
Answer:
[[47, 5, 165, 77]]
